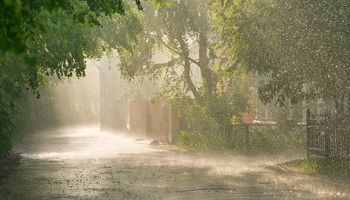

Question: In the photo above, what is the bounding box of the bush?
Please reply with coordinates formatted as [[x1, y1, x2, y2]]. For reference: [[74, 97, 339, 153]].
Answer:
[[177, 120, 306, 154], [174, 74, 305, 154], [178, 131, 209, 150]]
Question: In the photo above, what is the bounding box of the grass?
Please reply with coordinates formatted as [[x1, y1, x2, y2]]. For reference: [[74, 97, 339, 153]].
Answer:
[[300, 158, 350, 177]]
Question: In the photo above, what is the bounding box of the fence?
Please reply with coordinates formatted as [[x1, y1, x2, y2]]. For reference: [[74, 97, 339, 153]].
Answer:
[[230, 123, 306, 153], [307, 109, 350, 161], [182, 122, 306, 153]]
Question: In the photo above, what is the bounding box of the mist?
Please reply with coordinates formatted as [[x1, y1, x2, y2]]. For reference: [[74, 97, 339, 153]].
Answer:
[[1, 0, 350, 199]]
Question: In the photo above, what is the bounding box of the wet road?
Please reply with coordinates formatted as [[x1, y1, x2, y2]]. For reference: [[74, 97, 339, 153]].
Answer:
[[0, 126, 349, 200]]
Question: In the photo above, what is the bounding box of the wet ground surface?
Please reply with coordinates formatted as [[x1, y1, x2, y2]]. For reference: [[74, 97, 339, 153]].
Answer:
[[1, 126, 350, 200]]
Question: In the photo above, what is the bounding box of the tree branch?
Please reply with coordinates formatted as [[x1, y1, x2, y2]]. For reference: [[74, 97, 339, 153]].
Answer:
[[183, 63, 200, 100], [147, 34, 201, 66], [152, 59, 176, 68], [159, 39, 201, 66]]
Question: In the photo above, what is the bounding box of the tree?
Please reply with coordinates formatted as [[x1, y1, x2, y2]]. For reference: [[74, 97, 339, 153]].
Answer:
[[0, 0, 142, 53], [116, 0, 248, 128], [210, 0, 350, 107], [0, 0, 142, 157], [118, 0, 212, 98]]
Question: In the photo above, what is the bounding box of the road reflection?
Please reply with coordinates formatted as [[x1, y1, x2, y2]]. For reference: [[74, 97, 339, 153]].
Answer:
[[18, 125, 161, 160]]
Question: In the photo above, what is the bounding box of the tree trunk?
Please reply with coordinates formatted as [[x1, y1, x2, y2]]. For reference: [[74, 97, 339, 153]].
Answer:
[[178, 37, 200, 100], [184, 58, 200, 100], [198, 9, 215, 96]]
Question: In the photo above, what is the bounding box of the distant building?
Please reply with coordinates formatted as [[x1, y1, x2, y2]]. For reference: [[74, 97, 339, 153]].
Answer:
[[248, 73, 305, 124], [129, 98, 180, 143]]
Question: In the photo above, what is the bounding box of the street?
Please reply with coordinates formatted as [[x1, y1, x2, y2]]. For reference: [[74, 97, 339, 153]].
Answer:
[[0, 126, 349, 200]]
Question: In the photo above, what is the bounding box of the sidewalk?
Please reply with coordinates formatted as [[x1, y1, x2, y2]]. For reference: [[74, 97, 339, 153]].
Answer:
[[269, 159, 350, 195]]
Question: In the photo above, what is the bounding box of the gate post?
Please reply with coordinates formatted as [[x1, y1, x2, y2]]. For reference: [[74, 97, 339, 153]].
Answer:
[[245, 124, 250, 152], [306, 109, 310, 158], [324, 112, 331, 162]]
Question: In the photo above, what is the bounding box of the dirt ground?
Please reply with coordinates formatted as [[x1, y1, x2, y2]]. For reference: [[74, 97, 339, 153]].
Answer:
[[0, 126, 349, 200]]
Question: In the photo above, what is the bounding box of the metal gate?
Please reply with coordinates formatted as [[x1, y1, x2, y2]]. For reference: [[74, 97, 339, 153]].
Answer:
[[307, 109, 350, 161]]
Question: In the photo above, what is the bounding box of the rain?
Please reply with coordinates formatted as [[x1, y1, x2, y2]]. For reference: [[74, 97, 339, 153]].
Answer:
[[0, 0, 350, 199]]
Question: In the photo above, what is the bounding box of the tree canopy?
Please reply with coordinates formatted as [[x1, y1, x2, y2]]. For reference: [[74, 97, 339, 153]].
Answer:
[[114, 0, 249, 128], [0, 0, 142, 53], [0, 0, 142, 157], [210, 0, 350, 106]]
